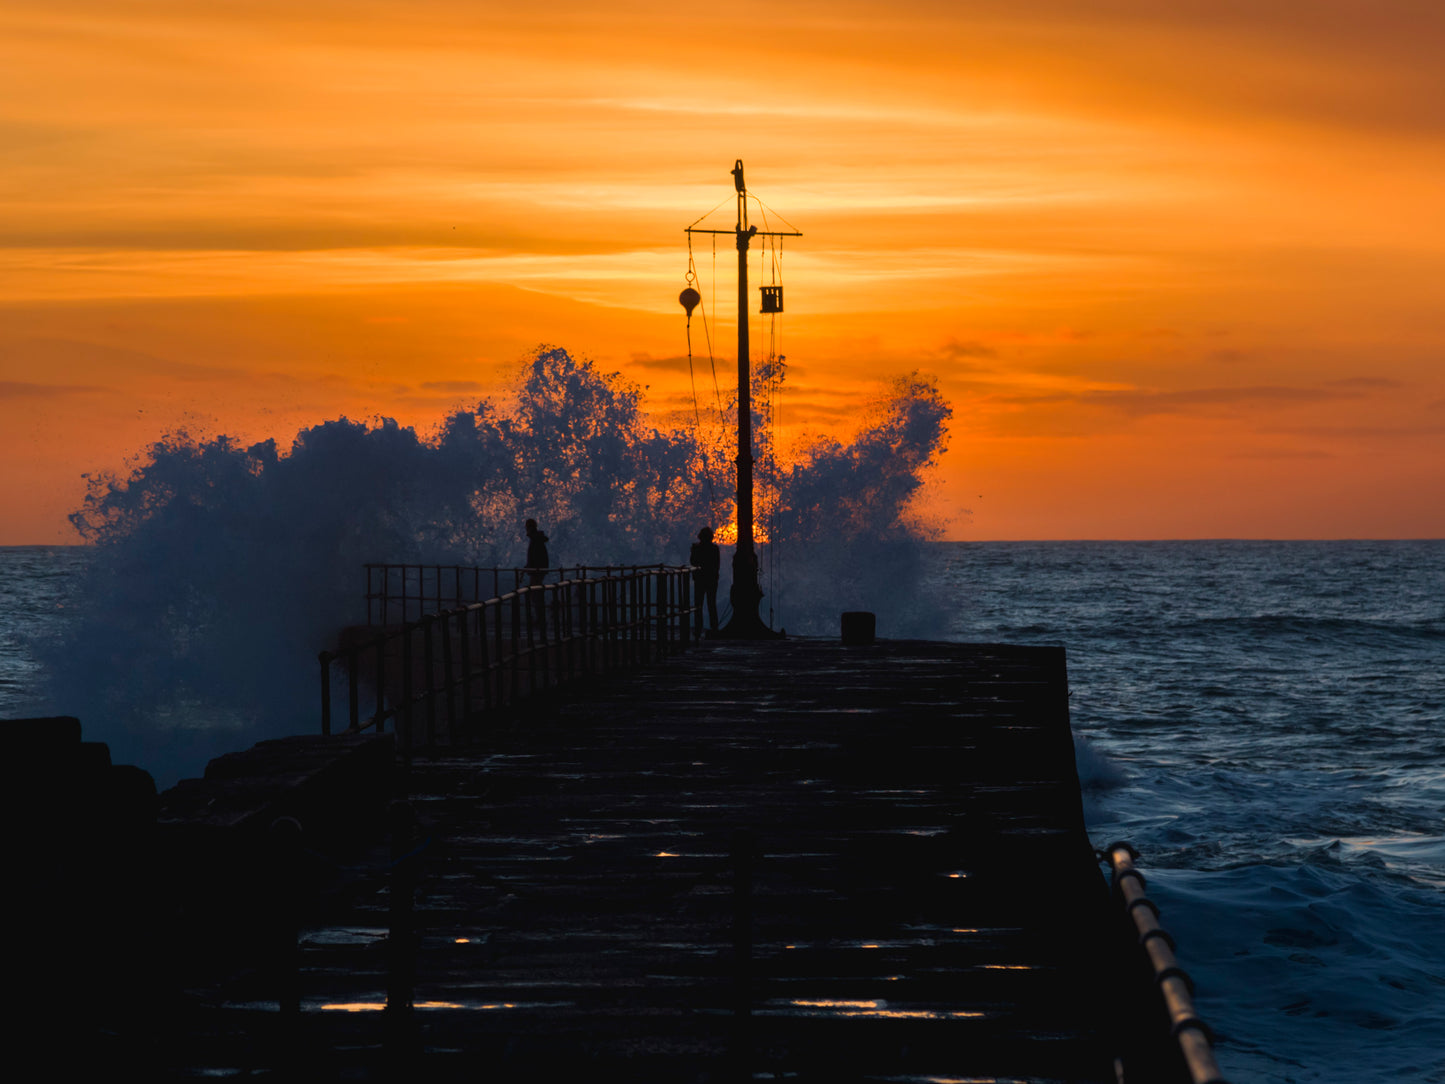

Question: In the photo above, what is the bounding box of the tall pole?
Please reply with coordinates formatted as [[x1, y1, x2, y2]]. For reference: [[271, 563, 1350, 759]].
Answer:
[[684, 161, 799, 640], [728, 161, 765, 635]]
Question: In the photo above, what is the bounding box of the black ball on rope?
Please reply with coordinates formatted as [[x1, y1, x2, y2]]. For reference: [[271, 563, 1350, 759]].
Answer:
[[679, 287, 701, 317]]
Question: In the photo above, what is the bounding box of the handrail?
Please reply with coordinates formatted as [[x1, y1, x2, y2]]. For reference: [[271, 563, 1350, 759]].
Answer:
[[323, 566, 700, 753], [1103, 842, 1228, 1084], [363, 562, 682, 626]]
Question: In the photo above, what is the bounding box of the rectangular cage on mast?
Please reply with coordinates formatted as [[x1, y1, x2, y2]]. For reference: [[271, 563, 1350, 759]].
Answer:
[[759, 285, 784, 314]]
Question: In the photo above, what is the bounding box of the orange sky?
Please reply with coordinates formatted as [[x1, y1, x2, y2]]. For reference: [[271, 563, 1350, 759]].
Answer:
[[3, 0, 1443, 543]]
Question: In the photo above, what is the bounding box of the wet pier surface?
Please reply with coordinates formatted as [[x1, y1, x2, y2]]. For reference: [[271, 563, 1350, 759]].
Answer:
[[60, 638, 1131, 1080], [266, 638, 1118, 1082]]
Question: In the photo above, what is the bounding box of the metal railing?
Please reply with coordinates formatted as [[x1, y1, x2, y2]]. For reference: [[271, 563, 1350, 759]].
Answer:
[[322, 565, 700, 752], [364, 562, 682, 626], [1104, 842, 1228, 1084]]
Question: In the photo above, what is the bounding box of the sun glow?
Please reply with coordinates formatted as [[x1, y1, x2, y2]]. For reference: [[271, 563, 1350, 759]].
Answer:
[[707, 519, 772, 547], [3, 1, 1444, 543]]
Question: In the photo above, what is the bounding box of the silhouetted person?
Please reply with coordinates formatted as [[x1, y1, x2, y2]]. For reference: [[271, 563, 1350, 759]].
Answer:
[[524, 518, 550, 586], [690, 527, 720, 632], [525, 518, 549, 635]]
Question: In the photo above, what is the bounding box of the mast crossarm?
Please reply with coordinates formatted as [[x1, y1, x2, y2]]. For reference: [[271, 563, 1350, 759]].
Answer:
[[685, 228, 802, 237]]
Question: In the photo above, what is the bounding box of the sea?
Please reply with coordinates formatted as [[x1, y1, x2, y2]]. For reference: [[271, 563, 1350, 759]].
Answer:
[[2, 539, 1442, 1082]]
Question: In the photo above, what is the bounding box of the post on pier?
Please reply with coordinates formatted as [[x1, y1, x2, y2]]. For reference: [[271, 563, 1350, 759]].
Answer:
[[685, 160, 800, 640]]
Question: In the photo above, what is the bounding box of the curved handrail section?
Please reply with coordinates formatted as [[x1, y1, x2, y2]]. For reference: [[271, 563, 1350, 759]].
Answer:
[[364, 562, 680, 626], [1104, 842, 1228, 1084], [322, 565, 700, 752]]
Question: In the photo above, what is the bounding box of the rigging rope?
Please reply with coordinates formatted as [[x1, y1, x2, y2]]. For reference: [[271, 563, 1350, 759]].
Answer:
[[708, 234, 722, 419], [748, 196, 787, 630], [684, 246, 702, 430], [683, 230, 727, 531]]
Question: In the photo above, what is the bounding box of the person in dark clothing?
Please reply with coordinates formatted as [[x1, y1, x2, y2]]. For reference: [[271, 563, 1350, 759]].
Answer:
[[689, 526, 721, 632], [524, 518, 550, 636], [524, 518, 550, 587]]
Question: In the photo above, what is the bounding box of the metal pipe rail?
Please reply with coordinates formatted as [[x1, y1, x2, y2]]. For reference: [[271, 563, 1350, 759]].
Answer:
[[1104, 842, 1228, 1084], [364, 562, 683, 626], [322, 565, 700, 753]]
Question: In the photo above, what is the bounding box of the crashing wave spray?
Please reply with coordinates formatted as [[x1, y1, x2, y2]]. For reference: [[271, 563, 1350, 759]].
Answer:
[[45, 346, 950, 785]]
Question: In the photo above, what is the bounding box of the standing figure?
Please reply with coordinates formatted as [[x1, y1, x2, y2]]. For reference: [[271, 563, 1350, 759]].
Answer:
[[689, 527, 721, 633], [524, 518, 550, 586], [524, 518, 550, 635]]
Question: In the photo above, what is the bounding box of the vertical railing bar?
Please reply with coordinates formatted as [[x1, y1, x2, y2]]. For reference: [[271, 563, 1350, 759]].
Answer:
[[478, 602, 492, 713], [374, 631, 387, 734], [460, 604, 474, 743], [319, 651, 332, 736], [400, 621, 414, 756], [423, 615, 436, 749], [441, 612, 455, 745], [511, 592, 522, 704], [347, 644, 360, 732]]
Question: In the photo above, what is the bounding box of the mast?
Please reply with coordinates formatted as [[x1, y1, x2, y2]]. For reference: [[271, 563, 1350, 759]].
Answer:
[[685, 160, 800, 639]]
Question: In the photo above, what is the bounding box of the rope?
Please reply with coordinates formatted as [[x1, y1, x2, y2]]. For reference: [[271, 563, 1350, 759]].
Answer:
[[753, 195, 801, 235], [684, 233, 724, 526], [685, 195, 733, 232], [684, 243, 702, 429], [708, 234, 722, 419]]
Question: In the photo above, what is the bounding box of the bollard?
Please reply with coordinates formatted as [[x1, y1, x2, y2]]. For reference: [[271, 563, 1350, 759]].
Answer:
[[840, 611, 876, 645]]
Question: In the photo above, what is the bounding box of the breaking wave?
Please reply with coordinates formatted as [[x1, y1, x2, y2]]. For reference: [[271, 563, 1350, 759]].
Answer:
[[45, 346, 951, 784]]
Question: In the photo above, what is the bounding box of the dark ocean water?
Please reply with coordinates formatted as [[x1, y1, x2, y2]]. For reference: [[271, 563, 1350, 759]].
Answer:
[[938, 540, 1445, 1082], [2, 540, 1442, 1081]]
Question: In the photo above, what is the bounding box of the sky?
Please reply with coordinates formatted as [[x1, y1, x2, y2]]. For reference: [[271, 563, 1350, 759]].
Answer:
[[3, 0, 1443, 543]]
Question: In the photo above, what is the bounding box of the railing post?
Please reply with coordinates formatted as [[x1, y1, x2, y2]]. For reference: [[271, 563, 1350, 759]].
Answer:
[[525, 587, 539, 695], [633, 572, 642, 664], [347, 644, 360, 733], [460, 605, 474, 742], [496, 596, 507, 707], [373, 633, 387, 734], [612, 576, 621, 670], [608, 577, 617, 669], [682, 570, 692, 648], [479, 603, 493, 713], [510, 592, 521, 702], [319, 651, 332, 736], [565, 579, 577, 678], [422, 615, 436, 748], [400, 623, 414, 755], [537, 587, 550, 690], [440, 612, 456, 744]]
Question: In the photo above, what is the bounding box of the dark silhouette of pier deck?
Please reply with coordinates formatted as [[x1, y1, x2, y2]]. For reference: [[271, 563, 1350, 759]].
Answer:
[[285, 637, 1121, 1081]]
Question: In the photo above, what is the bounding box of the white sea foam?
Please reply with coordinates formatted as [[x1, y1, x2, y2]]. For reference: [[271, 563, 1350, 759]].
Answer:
[[39, 346, 950, 784]]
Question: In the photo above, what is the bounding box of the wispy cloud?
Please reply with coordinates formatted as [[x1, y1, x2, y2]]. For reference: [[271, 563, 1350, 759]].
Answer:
[[1326, 376, 1403, 390], [1081, 384, 1357, 416], [0, 380, 107, 398]]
